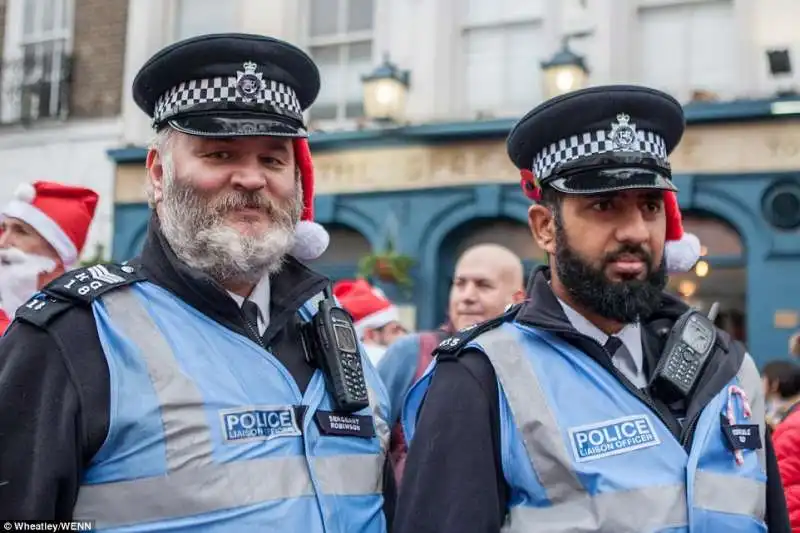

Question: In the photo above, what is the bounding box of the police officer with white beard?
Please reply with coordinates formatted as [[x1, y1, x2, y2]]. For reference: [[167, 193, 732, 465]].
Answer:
[[0, 34, 394, 531]]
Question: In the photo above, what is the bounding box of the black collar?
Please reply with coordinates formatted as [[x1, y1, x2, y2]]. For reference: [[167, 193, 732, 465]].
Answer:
[[134, 214, 329, 340]]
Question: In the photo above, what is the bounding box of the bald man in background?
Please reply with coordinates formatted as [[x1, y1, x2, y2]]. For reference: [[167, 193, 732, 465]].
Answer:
[[379, 244, 525, 481]]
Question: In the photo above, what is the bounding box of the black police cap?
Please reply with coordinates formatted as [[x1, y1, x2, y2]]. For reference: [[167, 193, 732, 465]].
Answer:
[[133, 33, 320, 138], [507, 85, 686, 195]]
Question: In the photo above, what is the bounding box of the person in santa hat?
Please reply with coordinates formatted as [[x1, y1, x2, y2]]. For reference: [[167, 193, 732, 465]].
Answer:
[[0, 180, 98, 333], [0, 34, 394, 529], [333, 279, 408, 366], [394, 85, 788, 533]]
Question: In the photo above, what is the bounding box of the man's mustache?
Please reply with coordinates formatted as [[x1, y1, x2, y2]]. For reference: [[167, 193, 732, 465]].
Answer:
[[209, 192, 292, 222], [603, 244, 652, 266], [0, 247, 57, 273], [0, 247, 30, 265]]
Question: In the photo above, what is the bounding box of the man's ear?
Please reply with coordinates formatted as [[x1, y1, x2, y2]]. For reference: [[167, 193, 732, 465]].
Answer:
[[146, 149, 166, 205], [528, 204, 557, 255], [511, 288, 526, 304]]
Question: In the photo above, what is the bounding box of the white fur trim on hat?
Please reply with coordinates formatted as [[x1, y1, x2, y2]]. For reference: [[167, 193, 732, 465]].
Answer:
[[666, 232, 701, 273], [290, 220, 330, 261], [354, 305, 400, 339], [14, 183, 36, 203], [1, 200, 77, 265]]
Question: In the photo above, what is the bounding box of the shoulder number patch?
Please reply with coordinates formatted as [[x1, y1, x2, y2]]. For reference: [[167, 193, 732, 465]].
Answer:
[[568, 414, 661, 463], [46, 263, 145, 305], [434, 304, 523, 358], [14, 293, 74, 327]]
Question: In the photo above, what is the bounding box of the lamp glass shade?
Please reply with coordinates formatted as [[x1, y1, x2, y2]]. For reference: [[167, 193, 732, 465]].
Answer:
[[363, 77, 407, 122], [543, 63, 589, 99]]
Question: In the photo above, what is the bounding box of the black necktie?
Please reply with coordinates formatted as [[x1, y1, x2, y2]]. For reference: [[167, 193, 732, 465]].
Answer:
[[604, 336, 623, 357], [242, 300, 260, 335]]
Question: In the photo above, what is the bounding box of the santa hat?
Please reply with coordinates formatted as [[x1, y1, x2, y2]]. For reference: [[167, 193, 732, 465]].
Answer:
[[290, 138, 330, 261], [520, 170, 701, 273], [662, 190, 701, 272], [1, 181, 99, 266], [333, 279, 400, 339]]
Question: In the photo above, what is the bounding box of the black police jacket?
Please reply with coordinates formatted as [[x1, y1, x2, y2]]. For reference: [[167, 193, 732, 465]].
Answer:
[[0, 215, 396, 522], [394, 267, 789, 533]]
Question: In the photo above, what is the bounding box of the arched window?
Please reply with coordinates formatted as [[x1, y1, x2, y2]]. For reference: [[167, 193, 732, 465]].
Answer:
[[453, 219, 545, 262], [308, 223, 372, 281], [681, 213, 743, 257], [667, 212, 747, 342]]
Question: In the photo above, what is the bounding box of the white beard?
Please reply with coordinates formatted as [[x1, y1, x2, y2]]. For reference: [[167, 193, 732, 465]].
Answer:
[[157, 154, 302, 285], [0, 247, 57, 317], [362, 342, 388, 367]]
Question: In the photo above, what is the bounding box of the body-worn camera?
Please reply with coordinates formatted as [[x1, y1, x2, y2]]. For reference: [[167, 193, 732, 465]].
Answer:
[[301, 296, 370, 413]]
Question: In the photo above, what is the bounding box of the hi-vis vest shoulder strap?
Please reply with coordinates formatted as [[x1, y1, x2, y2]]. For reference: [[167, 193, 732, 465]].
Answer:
[[73, 287, 388, 527], [473, 325, 766, 533]]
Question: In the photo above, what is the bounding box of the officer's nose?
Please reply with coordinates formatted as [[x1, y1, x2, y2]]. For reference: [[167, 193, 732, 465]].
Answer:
[[230, 161, 268, 192], [614, 205, 650, 246]]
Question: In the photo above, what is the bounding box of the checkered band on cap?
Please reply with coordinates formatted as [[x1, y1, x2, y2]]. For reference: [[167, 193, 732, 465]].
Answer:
[[532, 128, 667, 179], [152, 76, 303, 125]]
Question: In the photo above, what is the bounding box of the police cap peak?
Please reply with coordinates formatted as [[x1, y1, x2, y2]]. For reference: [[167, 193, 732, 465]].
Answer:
[[133, 33, 320, 138], [507, 85, 686, 195]]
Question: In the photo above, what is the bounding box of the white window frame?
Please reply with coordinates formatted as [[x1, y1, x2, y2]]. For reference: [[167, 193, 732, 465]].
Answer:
[[634, 0, 739, 102], [457, 3, 545, 119], [304, 0, 375, 127], [167, 0, 244, 43], [1, 0, 75, 124]]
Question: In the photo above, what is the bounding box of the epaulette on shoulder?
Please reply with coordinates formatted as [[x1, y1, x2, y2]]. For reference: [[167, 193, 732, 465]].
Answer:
[[15, 263, 146, 328], [433, 303, 522, 359], [45, 263, 146, 304], [14, 263, 146, 327]]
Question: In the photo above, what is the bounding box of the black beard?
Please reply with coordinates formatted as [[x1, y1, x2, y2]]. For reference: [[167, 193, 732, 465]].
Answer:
[[554, 226, 667, 323]]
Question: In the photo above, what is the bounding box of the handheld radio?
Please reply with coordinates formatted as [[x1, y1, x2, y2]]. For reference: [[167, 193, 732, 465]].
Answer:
[[301, 294, 370, 413], [652, 303, 719, 403]]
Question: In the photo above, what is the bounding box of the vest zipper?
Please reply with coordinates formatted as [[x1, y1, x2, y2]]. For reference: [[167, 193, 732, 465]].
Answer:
[[592, 340, 678, 437], [679, 412, 701, 449], [241, 310, 266, 349]]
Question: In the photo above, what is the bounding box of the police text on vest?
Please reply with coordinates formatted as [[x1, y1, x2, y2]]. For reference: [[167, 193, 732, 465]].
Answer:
[[220, 406, 301, 443], [568, 414, 661, 462]]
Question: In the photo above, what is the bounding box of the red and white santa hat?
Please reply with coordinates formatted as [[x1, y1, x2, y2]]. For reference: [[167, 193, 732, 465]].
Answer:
[[333, 279, 400, 339], [290, 138, 330, 261], [662, 190, 701, 273], [1, 181, 99, 267]]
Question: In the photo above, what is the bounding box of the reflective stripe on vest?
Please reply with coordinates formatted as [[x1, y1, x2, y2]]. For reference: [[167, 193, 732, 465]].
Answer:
[[74, 288, 390, 528], [473, 326, 765, 532]]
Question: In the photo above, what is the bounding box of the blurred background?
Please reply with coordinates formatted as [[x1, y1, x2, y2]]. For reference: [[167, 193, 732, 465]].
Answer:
[[0, 0, 798, 365]]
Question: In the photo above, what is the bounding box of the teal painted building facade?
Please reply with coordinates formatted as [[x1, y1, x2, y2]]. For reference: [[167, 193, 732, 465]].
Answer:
[[108, 98, 800, 367]]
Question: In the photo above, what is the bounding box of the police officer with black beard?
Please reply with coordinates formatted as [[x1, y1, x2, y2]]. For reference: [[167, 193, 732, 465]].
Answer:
[[394, 86, 790, 533]]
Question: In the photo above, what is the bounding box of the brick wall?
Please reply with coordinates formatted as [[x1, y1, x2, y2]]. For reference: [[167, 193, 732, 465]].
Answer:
[[69, 0, 129, 119], [0, 0, 7, 62]]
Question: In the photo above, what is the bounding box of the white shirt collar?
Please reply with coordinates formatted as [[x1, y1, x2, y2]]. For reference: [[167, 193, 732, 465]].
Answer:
[[555, 296, 644, 376], [227, 274, 271, 335]]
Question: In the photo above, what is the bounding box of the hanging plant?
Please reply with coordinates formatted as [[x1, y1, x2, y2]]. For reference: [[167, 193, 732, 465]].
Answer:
[[357, 242, 415, 290]]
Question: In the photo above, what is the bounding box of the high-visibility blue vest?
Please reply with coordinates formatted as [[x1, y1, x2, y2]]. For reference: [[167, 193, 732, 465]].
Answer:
[[73, 281, 391, 532], [404, 322, 767, 532]]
